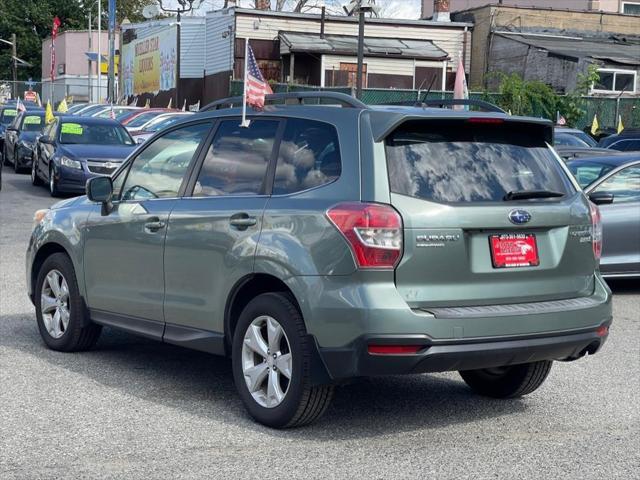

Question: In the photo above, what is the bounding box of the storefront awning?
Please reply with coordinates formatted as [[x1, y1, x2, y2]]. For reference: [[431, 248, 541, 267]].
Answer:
[[279, 32, 449, 61]]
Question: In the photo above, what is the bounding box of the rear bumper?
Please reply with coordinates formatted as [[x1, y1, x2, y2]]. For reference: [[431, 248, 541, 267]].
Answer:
[[315, 323, 610, 381], [297, 272, 613, 383]]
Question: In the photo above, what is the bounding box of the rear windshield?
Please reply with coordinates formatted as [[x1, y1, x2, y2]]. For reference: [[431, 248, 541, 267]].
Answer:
[[386, 120, 573, 203]]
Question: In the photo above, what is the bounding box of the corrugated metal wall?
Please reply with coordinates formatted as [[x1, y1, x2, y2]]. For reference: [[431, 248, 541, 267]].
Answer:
[[180, 18, 207, 79], [205, 10, 236, 76]]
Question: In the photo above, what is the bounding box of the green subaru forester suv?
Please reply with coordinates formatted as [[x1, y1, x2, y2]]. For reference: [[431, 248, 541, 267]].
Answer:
[[27, 93, 612, 428]]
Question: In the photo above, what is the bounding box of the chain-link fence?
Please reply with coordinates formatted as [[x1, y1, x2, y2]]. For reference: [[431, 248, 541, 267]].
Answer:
[[230, 80, 640, 130], [0, 79, 108, 105]]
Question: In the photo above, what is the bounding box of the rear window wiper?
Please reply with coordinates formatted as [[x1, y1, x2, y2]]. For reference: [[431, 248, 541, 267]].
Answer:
[[503, 190, 565, 201]]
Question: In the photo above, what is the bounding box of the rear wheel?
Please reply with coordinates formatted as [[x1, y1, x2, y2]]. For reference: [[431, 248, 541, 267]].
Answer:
[[232, 293, 334, 428], [459, 361, 552, 398], [35, 253, 102, 351]]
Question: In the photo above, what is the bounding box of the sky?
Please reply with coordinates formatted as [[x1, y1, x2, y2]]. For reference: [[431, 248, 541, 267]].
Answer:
[[190, 0, 423, 19]]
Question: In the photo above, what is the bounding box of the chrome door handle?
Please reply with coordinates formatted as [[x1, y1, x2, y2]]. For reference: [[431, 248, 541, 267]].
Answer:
[[230, 214, 257, 229], [144, 218, 166, 232]]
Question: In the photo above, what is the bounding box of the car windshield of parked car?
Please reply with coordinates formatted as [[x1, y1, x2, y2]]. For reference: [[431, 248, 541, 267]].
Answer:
[[58, 122, 134, 145], [143, 114, 188, 132], [126, 111, 162, 128], [593, 165, 640, 203], [20, 114, 45, 132], [386, 120, 573, 203], [0, 108, 18, 125], [568, 161, 618, 188], [555, 133, 590, 147]]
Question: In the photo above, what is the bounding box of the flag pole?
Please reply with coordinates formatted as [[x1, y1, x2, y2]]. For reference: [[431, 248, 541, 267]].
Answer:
[[240, 37, 250, 128]]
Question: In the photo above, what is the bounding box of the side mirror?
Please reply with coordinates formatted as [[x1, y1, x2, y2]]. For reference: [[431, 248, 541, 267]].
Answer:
[[589, 191, 614, 205], [86, 176, 114, 215], [39, 136, 53, 144]]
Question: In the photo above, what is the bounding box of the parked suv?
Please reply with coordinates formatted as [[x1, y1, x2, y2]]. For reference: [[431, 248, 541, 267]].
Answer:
[[27, 93, 612, 428]]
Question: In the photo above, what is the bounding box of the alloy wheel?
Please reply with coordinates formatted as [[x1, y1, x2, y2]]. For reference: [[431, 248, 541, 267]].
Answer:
[[40, 269, 70, 339], [241, 315, 292, 408]]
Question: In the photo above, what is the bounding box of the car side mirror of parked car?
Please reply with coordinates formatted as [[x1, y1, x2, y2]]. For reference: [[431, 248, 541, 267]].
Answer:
[[589, 192, 614, 205], [39, 136, 53, 144], [86, 176, 114, 215]]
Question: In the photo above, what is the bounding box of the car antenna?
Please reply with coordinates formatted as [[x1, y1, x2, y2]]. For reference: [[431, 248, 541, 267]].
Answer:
[[420, 76, 437, 108]]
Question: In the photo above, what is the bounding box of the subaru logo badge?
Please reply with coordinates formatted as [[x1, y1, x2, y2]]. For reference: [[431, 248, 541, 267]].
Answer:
[[509, 210, 532, 225]]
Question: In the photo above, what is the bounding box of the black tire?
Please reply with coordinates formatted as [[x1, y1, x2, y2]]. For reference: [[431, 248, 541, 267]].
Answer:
[[232, 292, 334, 428], [31, 155, 42, 186], [34, 253, 102, 352], [49, 165, 61, 197], [13, 154, 21, 173], [459, 361, 553, 399]]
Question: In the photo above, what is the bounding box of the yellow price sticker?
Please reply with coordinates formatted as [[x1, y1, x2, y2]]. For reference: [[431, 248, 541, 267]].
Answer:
[[4, 109, 17, 116], [24, 116, 42, 125], [60, 123, 84, 135]]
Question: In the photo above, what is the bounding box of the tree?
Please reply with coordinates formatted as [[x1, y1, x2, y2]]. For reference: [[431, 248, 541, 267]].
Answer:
[[0, 0, 155, 81], [492, 72, 559, 119], [558, 64, 600, 127]]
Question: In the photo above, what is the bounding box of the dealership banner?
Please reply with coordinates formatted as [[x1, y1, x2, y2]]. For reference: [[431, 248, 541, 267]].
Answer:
[[122, 26, 177, 97]]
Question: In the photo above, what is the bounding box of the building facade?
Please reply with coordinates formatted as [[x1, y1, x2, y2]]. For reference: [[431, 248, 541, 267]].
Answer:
[[41, 30, 113, 104], [451, 4, 640, 94], [203, 7, 472, 104], [423, 0, 640, 18]]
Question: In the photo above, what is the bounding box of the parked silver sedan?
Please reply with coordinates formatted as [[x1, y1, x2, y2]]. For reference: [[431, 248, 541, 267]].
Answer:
[[568, 156, 640, 278]]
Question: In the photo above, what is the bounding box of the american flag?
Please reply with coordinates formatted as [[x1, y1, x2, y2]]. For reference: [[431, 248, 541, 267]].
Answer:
[[50, 17, 61, 82], [245, 44, 272, 109], [109, 104, 116, 120]]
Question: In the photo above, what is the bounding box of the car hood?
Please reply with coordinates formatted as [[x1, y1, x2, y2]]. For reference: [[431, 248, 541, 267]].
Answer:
[[59, 144, 136, 161], [50, 196, 84, 210]]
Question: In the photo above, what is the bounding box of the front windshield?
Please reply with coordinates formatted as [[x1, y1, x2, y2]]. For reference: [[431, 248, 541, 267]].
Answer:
[[0, 108, 18, 125], [59, 122, 135, 145], [20, 114, 45, 132], [144, 115, 189, 132]]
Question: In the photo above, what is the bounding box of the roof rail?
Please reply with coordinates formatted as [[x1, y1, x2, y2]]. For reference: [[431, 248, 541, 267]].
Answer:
[[200, 91, 368, 112]]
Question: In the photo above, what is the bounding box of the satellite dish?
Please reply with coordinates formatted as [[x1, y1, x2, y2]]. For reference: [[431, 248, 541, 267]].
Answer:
[[142, 4, 160, 19]]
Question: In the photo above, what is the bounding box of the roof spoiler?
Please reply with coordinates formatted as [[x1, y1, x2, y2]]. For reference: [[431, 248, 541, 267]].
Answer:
[[386, 99, 506, 113]]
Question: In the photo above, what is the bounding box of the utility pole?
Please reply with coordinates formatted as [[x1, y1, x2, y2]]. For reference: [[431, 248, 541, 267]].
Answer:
[[88, 8, 93, 101], [356, 10, 364, 100], [97, 0, 102, 102], [11, 33, 17, 99], [107, 0, 116, 102]]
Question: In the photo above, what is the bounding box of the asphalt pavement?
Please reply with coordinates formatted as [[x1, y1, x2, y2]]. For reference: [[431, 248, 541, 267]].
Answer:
[[1, 169, 638, 479]]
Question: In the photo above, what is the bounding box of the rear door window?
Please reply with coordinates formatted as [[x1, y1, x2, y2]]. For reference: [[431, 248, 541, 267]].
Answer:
[[386, 120, 573, 203], [273, 119, 341, 195], [593, 165, 640, 203], [192, 119, 280, 197]]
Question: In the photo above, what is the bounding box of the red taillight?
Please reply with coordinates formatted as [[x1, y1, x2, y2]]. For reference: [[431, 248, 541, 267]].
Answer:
[[326, 202, 403, 269], [589, 202, 602, 261], [466, 118, 505, 124], [368, 345, 422, 355], [596, 325, 609, 337]]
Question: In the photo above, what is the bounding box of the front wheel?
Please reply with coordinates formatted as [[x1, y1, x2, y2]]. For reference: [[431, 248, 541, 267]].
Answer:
[[459, 361, 553, 399], [31, 156, 42, 185], [232, 293, 333, 428], [35, 253, 102, 351], [49, 165, 61, 197]]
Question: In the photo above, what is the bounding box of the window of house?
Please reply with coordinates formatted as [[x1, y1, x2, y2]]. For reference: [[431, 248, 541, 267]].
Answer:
[[622, 2, 640, 15], [593, 69, 637, 93], [340, 62, 368, 88]]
